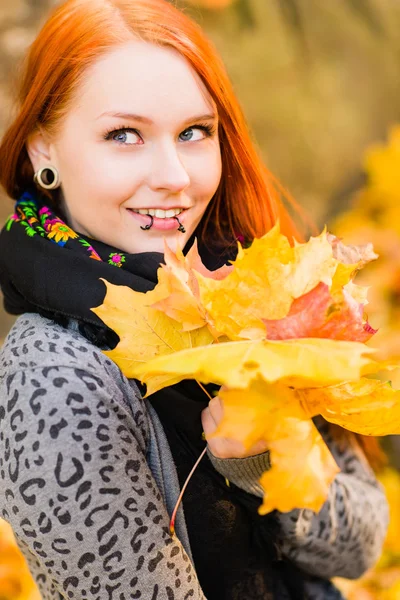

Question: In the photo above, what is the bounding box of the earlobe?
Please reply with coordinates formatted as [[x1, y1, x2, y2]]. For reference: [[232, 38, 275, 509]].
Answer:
[[27, 129, 61, 190]]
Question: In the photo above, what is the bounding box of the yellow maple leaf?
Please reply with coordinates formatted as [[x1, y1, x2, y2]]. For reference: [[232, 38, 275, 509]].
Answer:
[[150, 243, 207, 332], [211, 380, 298, 448], [195, 224, 338, 340], [91, 279, 214, 395], [258, 418, 339, 514], [329, 233, 378, 299], [342, 280, 370, 306], [134, 337, 375, 391], [299, 379, 400, 436]]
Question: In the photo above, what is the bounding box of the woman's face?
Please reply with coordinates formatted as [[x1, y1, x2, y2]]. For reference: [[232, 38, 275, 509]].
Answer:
[[28, 41, 222, 254]]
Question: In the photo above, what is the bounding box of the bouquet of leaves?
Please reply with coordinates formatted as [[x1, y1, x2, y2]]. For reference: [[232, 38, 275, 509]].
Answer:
[[93, 224, 400, 515]]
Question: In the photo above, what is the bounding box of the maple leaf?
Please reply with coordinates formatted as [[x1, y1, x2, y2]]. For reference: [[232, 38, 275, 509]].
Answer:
[[299, 378, 400, 436], [258, 418, 339, 514], [263, 282, 376, 342], [329, 234, 378, 299], [259, 234, 377, 342], [150, 240, 232, 334], [92, 279, 214, 395], [134, 337, 376, 391], [195, 224, 338, 340], [210, 380, 298, 449], [342, 280, 370, 306], [185, 239, 233, 280], [328, 233, 378, 267]]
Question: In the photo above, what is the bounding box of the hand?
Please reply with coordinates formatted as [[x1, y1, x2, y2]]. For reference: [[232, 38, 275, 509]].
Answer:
[[201, 392, 269, 459]]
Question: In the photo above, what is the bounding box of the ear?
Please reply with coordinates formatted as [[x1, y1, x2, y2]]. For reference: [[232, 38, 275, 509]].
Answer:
[[26, 129, 54, 173]]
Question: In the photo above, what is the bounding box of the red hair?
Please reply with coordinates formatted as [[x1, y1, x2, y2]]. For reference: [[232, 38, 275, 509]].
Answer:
[[0, 0, 305, 245]]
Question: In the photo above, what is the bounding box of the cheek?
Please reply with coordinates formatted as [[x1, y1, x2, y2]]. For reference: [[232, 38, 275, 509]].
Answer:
[[190, 146, 222, 199], [58, 147, 143, 206]]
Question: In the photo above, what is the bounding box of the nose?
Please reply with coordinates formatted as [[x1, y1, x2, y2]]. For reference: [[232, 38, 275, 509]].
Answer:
[[148, 142, 190, 193]]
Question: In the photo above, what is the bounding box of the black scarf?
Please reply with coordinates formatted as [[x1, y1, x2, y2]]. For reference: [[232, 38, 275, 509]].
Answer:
[[0, 190, 236, 346], [0, 190, 320, 600]]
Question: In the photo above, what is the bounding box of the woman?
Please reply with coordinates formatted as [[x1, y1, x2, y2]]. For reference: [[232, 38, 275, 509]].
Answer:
[[0, 1, 388, 598]]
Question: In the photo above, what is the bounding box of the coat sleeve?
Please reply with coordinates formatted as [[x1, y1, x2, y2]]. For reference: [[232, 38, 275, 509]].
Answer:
[[207, 417, 389, 580], [0, 365, 206, 600]]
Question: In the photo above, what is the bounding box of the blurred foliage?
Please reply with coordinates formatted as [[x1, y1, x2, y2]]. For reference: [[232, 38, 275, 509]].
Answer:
[[0, 519, 41, 600], [332, 123, 400, 596], [335, 468, 400, 600], [333, 127, 400, 393]]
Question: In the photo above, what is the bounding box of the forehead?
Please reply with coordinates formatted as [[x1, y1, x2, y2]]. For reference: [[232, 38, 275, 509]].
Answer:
[[75, 40, 215, 122]]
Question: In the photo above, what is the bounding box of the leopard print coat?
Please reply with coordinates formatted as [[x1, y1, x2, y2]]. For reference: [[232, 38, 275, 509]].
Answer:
[[0, 314, 389, 599]]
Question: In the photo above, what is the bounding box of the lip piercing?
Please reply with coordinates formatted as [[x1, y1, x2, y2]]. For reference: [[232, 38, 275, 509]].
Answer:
[[174, 216, 186, 233], [140, 214, 185, 233], [140, 215, 154, 230]]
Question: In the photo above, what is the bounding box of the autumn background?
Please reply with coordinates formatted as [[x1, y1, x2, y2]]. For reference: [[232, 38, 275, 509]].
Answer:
[[1, 0, 400, 598]]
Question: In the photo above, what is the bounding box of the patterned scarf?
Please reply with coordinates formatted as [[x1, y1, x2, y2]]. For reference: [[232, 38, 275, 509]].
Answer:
[[5, 190, 141, 265]]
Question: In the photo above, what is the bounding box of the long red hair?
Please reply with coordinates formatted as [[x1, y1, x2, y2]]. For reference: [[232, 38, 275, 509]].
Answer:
[[0, 0, 382, 467]]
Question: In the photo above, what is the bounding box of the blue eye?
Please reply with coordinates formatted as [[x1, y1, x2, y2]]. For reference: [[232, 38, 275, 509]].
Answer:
[[180, 128, 197, 141], [105, 128, 141, 145], [179, 125, 214, 142]]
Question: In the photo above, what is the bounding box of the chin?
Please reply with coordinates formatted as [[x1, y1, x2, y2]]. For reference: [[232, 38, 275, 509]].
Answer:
[[140, 235, 186, 255]]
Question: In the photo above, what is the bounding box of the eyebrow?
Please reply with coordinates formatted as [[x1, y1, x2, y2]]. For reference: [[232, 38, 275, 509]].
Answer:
[[96, 111, 217, 126]]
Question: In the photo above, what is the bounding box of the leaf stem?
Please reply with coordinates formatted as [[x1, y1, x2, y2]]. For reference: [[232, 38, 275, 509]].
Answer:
[[196, 379, 213, 401], [169, 379, 213, 536], [169, 446, 207, 536]]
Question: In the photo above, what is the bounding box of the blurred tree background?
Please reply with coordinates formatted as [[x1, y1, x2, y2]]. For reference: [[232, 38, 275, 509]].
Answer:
[[2, 0, 400, 337], [1, 1, 400, 598]]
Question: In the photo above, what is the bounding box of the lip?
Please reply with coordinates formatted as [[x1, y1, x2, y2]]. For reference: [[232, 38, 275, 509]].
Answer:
[[126, 207, 188, 231], [127, 206, 188, 211]]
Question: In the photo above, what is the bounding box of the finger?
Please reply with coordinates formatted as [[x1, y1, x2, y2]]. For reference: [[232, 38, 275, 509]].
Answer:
[[207, 434, 246, 459], [201, 406, 218, 436], [207, 395, 224, 424]]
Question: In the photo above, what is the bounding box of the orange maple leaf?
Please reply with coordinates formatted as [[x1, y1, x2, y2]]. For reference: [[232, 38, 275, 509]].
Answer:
[[150, 240, 232, 334], [263, 282, 376, 342]]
